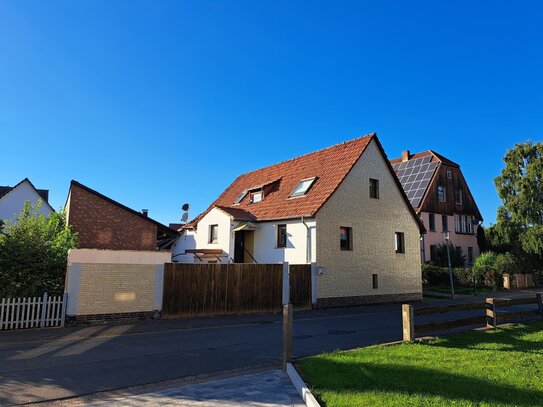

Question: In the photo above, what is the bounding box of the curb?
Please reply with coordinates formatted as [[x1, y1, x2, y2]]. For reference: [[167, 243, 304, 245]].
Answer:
[[286, 363, 321, 407]]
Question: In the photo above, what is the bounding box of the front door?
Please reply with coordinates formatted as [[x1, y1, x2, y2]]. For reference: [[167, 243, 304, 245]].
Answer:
[[234, 231, 245, 263]]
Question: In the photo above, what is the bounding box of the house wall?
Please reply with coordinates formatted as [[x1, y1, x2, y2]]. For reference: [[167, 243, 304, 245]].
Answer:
[[419, 212, 480, 265], [66, 184, 158, 250], [0, 180, 53, 222], [64, 249, 170, 322], [171, 211, 317, 265], [315, 139, 422, 306]]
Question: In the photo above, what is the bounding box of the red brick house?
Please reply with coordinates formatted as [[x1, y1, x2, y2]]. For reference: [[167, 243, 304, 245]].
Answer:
[[65, 180, 178, 251]]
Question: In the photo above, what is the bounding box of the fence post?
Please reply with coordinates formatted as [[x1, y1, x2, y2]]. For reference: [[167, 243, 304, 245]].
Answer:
[[537, 293, 543, 316], [40, 292, 48, 328], [310, 262, 317, 307], [486, 297, 496, 328], [402, 304, 414, 341], [60, 293, 68, 327], [282, 262, 290, 306], [282, 303, 293, 370]]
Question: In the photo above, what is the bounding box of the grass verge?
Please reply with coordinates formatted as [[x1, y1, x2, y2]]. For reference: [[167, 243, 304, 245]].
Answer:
[[299, 321, 543, 406]]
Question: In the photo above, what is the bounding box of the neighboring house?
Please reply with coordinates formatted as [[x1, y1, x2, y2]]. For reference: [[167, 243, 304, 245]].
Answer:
[[390, 150, 483, 266], [173, 133, 425, 306], [0, 178, 54, 222], [65, 180, 178, 251]]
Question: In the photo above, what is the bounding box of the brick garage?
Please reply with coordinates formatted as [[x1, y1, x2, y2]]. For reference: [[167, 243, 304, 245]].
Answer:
[[65, 180, 177, 250]]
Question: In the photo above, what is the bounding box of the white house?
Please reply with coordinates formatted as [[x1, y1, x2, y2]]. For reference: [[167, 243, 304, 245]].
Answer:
[[172, 133, 426, 307], [0, 178, 54, 223]]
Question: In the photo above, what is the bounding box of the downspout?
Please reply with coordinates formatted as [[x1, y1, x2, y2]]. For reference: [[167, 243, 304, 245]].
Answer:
[[301, 216, 311, 264]]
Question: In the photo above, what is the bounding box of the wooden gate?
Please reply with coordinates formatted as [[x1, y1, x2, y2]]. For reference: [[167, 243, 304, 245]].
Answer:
[[162, 263, 313, 318]]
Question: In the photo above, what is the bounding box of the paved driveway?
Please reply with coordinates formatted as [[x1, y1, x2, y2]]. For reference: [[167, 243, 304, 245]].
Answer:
[[0, 290, 540, 406]]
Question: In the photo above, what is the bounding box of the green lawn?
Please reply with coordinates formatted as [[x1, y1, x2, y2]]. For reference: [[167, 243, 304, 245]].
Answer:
[[299, 322, 543, 407], [423, 284, 492, 295]]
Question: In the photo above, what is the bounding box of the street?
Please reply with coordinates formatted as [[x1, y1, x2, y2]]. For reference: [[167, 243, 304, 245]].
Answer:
[[0, 292, 539, 406]]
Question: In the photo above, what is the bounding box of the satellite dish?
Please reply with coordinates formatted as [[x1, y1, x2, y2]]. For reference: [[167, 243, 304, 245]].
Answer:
[[181, 212, 189, 222], [182, 203, 190, 211]]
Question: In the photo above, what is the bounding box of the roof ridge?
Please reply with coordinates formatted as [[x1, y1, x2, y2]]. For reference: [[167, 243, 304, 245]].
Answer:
[[237, 133, 376, 178]]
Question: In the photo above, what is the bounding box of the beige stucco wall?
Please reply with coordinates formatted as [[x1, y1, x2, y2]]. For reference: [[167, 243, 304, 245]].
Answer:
[[315, 139, 422, 299], [77, 264, 156, 315]]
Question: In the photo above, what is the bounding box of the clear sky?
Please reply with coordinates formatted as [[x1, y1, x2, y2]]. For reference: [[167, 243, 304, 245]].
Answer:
[[1, 1, 542, 226]]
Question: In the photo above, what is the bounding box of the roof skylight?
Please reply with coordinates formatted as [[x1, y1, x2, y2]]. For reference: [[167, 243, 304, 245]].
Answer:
[[291, 177, 316, 197], [235, 191, 248, 204]]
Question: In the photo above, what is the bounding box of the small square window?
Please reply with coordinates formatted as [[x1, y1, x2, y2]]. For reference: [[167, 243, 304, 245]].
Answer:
[[340, 227, 352, 251], [437, 185, 446, 202], [372, 274, 378, 289], [395, 232, 405, 253], [369, 179, 379, 199], [209, 224, 218, 244], [429, 213, 435, 231], [277, 224, 287, 248], [251, 191, 263, 203], [446, 169, 452, 179]]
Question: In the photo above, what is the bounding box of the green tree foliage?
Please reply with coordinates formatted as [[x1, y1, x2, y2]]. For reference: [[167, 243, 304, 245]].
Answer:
[[494, 141, 543, 258], [433, 242, 466, 268], [0, 201, 78, 298]]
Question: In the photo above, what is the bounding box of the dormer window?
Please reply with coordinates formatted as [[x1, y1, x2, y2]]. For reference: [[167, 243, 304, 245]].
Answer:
[[250, 190, 263, 203], [235, 191, 248, 204], [291, 177, 316, 197]]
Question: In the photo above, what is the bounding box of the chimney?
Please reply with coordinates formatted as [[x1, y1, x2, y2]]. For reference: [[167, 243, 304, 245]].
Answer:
[[401, 150, 411, 162], [141, 209, 148, 217]]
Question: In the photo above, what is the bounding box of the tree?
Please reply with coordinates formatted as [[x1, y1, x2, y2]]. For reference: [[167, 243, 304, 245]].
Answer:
[[0, 201, 78, 298], [434, 242, 466, 268], [494, 141, 543, 259]]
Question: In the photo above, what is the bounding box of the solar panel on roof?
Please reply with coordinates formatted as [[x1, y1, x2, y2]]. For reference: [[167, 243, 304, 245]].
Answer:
[[392, 156, 440, 208]]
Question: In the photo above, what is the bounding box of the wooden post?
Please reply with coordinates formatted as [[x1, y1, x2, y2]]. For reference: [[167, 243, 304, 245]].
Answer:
[[40, 292, 48, 328], [486, 297, 496, 328], [537, 293, 543, 316], [282, 262, 290, 306], [283, 303, 293, 370], [402, 304, 414, 341], [310, 263, 318, 307]]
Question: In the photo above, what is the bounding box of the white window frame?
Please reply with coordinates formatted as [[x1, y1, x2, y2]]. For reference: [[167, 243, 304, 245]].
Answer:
[[290, 177, 317, 198]]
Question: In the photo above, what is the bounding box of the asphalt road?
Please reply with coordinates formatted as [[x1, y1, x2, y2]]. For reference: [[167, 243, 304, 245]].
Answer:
[[0, 291, 539, 406]]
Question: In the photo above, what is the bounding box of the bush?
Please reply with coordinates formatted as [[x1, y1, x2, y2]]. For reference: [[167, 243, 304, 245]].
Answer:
[[422, 264, 449, 285], [0, 201, 78, 298]]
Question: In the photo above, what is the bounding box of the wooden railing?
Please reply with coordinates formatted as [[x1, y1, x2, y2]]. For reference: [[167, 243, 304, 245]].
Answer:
[[402, 293, 543, 341]]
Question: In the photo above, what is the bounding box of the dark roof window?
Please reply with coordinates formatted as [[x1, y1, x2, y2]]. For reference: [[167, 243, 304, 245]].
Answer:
[[290, 177, 316, 198]]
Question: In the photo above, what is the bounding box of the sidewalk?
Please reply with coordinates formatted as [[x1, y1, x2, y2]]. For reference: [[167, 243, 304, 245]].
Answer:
[[45, 370, 305, 407]]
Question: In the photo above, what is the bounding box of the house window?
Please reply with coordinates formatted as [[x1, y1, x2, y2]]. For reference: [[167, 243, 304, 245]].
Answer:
[[340, 227, 352, 251], [395, 232, 405, 253], [429, 213, 435, 231], [455, 188, 464, 205], [209, 224, 218, 244], [250, 190, 263, 203], [460, 215, 467, 233], [277, 224, 287, 248], [446, 169, 452, 180], [291, 177, 316, 197], [437, 186, 446, 202], [455, 215, 461, 233], [467, 247, 473, 266], [430, 245, 437, 263], [369, 178, 379, 199], [372, 274, 379, 289], [442, 215, 448, 232], [235, 191, 247, 204]]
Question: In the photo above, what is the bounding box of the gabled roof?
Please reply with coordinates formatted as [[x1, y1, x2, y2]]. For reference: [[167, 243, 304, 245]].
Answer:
[[68, 180, 178, 237], [390, 150, 459, 167], [188, 133, 425, 233], [0, 178, 54, 212]]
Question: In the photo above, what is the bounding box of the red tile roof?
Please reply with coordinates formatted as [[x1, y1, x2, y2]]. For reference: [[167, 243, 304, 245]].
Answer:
[[390, 150, 459, 167], [187, 133, 425, 233]]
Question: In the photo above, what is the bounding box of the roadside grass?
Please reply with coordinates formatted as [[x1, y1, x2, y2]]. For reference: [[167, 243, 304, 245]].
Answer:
[[423, 284, 492, 295], [299, 321, 543, 407]]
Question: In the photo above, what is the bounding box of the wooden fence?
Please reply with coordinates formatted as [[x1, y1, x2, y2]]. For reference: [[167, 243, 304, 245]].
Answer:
[[0, 293, 67, 330], [162, 263, 312, 318], [402, 293, 543, 341]]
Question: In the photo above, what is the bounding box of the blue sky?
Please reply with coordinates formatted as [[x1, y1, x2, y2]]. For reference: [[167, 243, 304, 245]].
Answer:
[[1, 1, 542, 226]]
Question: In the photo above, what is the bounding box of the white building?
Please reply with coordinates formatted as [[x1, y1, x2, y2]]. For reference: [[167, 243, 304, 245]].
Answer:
[[172, 133, 426, 307], [0, 178, 54, 223]]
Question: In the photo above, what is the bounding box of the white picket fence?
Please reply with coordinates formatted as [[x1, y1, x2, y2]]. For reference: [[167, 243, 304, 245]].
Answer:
[[0, 293, 67, 330]]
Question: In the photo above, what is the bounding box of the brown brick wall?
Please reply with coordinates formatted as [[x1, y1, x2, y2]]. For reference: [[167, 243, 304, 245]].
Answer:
[[67, 184, 157, 250]]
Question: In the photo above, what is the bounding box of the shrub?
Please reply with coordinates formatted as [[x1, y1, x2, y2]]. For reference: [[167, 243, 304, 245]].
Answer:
[[433, 243, 467, 268], [422, 264, 449, 285]]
